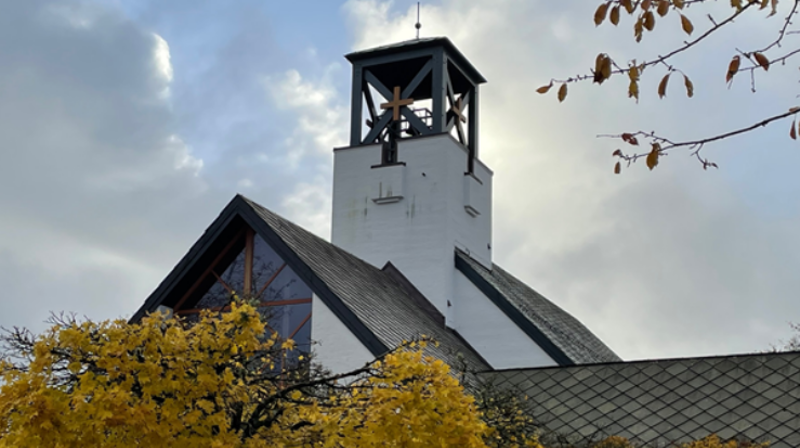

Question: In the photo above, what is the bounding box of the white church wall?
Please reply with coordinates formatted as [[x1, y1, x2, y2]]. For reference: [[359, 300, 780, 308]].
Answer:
[[332, 134, 492, 322], [310, 294, 374, 373], [453, 269, 558, 369]]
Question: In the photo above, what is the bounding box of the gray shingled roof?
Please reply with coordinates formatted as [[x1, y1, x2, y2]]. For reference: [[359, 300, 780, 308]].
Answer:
[[456, 251, 620, 365], [481, 351, 800, 448], [242, 197, 490, 374]]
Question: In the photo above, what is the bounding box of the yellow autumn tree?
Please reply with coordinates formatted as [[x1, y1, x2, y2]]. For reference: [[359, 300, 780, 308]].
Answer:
[[0, 303, 493, 448]]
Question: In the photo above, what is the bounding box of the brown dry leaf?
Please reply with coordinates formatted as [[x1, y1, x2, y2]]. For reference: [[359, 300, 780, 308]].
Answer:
[[536, 83, 553, 94], [657, 0, 670, 16], [595, 53, 605, 73], [673, 0, 685, 8], [658, 73, 670, 98], [601, 56, 612, 80], [726, 55, 741, 83], [635, 17, 644, 41], [754, 52, 770, 71], [610, 5, 621, 24], [613, 149, 624, 156], [614, 161, 622, 174], [760, 0, 769, 8], [642, 0, 653, 10], [792, 120, 797, 140], [645, 144, 660, 170], [789, 106, 800, 112], [680, 14, 694, 34], [594, 54, 610, 83], [683, 74, 694, 97], [558, 83, 568, 102], [621, 133, 639, 145], [643, 11, 656, 30], [731, 0, 743, 10], [595, 2, 610, 25], [621, 0, 635, 13], [770, 0, 779, 16]]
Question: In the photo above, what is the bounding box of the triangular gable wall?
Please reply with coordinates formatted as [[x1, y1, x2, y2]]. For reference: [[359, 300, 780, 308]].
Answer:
[[131, 195, 388, 357]]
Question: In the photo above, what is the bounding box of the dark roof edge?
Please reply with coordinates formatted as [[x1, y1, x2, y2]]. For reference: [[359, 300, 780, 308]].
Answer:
[[481, 349, 800, 375], [345, 37, 486, 84], [232, 196, 389, 357], [131, 195, 389, 358], [454, 251, 575, 367], [130, 198, 241, 323], [381, 261, 445, 327]]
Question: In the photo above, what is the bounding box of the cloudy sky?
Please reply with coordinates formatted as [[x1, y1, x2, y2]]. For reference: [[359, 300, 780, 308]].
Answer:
[[2, 0, 799, 361]]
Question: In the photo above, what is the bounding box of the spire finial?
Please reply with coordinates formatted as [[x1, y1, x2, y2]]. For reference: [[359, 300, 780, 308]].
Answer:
[[415, 2, 421, 40]]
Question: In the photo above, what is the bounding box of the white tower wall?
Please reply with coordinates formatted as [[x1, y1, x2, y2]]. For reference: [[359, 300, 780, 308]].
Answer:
[[331, 134, 492, 322]]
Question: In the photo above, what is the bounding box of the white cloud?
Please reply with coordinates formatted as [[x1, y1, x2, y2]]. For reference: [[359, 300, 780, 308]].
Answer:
[[266, 67, 348, 165], [262, 65, 349, 238], [342, 0, 800, 359], [282, 180, 333, 239], [0, 0, 210, 332], [152, 33, 173, 100]]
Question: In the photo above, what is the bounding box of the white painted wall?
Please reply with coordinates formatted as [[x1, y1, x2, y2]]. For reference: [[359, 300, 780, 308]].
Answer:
[[453, 270, 558, 369], [310, 294, 374, 374], [331, 134, 493, 321]]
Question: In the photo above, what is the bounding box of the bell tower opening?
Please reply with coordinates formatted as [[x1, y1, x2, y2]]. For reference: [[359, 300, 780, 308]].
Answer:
[[346, 37, 486, 172]]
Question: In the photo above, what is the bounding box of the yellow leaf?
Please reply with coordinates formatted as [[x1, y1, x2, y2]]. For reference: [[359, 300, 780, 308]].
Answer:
[[614, 161, 621, 174], [658, 73, 670, 98], [611, 5, 621, 24], [646, 144, 660, 170], [536, 83, 553, 94], [726, 55, 741, 83], [643, 10, 656, 30], [657, 0, 670, 16], [754, 52, 770, 71], [680, 14, 694, 34], [594, 2, 610, 25], [629, 64, 640, 82], [558, 83, 568, 102], [628, 80, 639, 100]]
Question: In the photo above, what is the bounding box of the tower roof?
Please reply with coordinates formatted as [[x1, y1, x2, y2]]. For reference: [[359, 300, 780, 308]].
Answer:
[[345, 37, 486, 84]]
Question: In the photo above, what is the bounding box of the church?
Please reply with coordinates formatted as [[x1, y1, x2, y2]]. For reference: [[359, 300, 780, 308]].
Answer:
[[131, 38, 800, 447]]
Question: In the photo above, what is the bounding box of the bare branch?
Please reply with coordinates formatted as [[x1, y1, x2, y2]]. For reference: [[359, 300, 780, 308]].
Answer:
[[605, 107, 800, 168]]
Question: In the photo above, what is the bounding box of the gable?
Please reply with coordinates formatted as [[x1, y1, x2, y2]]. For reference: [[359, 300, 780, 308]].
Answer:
[[131, 195, 388, 357], [132, 195, 490, 375]]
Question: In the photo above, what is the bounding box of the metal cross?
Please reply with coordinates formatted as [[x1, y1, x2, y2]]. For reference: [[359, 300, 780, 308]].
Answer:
[[381, 86, 414, 121]]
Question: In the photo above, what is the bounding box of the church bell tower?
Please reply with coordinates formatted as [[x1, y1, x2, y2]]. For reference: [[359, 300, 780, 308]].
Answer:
[[332, 37, 492, 322]]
